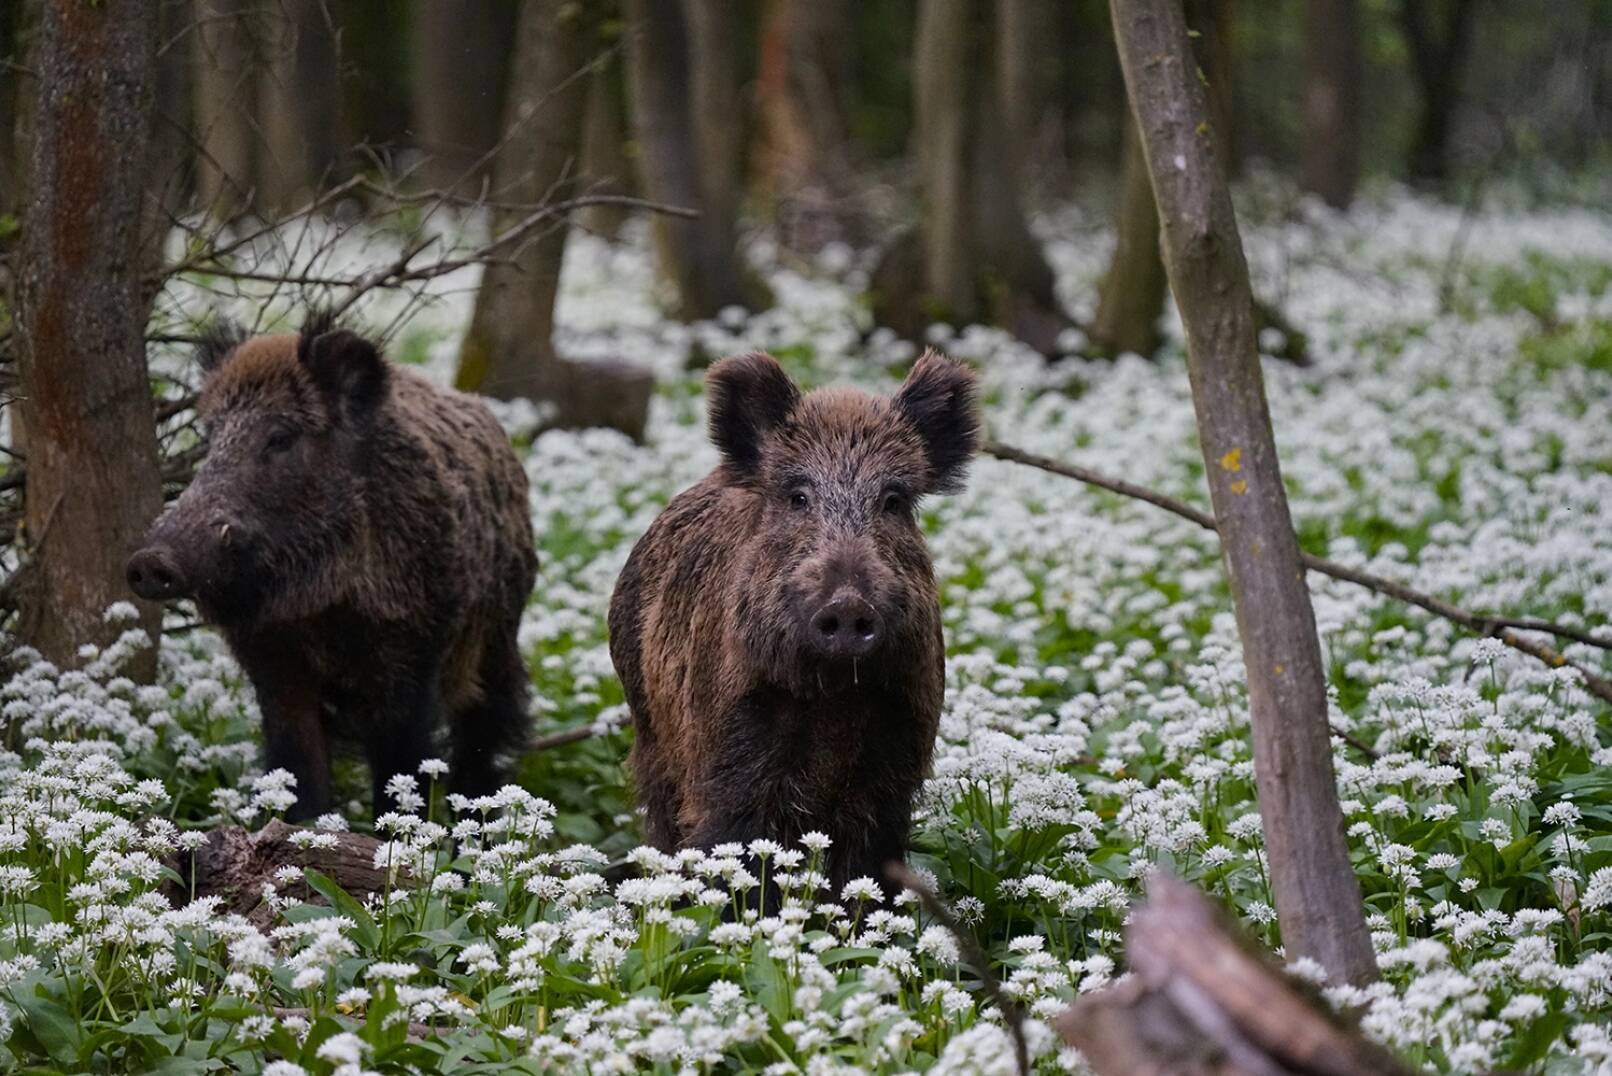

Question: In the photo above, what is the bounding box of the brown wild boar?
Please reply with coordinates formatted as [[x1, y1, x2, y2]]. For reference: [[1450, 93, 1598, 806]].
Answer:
[[608, 351, 979, 895], [126, 314, 538, 819]]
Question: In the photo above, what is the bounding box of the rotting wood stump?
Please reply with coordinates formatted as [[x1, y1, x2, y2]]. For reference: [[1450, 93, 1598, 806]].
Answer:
[[164, 819, 405, 930], [1057, 873, 1413, 1076]]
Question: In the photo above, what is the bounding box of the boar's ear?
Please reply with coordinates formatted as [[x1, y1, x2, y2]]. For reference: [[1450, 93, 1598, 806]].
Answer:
[[892, 350, 980, 493], [706, 352, 802, 473], [298, 328, 389, 418], [194, 320, 246, 375]]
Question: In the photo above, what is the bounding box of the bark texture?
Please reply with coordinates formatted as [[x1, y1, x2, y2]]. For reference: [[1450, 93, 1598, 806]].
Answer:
[[1299, 0, 1361, 208], [1398, 0, 1477, 184], [1110, 0, 1377, 987], [455, 0, 653, 439], [1058, 873, 1413, 1075], [625, 0, 761, 320], [15, 0, 165, 671], [192, 0, 260, 218], [1089, 117, 1166, 358], [408, 0, 517, 196], [166, 820, 398, 930]]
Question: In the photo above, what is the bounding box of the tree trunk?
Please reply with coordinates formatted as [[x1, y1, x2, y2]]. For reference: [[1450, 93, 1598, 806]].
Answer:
[[407, 0, 517, 197], [455, 0, 653, 440], [1398, 0, 1477, 184], [625, 0, 757, 320], [913, 0, 977, 323], [873, 0, 1069, 355], [15, 0, 165, 674], [1089, 117, 1166, 358], [1111, 0, 1376, 987], [1188, 0, 1238, 174], [754, 0, 859, 252], [1058, 874, 1414, 1076], [1299, 0, 1361, 208], [578, 60, 634, 241], [256, 0, 341, 214], [142, 0, 193, 280], [192, 0, 260, 219], [996, 0, 1060, 191]]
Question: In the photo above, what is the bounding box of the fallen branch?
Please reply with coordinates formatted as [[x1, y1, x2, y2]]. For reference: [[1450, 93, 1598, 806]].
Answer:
[[984, 440, 1612, 705], [886, 862, 1030, 1076], [1057, 872, 1414, 1075]]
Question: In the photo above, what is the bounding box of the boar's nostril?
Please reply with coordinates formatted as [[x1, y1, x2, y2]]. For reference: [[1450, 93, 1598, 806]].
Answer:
[[126, 548, 189, 602], [809, 595, 884, 661]]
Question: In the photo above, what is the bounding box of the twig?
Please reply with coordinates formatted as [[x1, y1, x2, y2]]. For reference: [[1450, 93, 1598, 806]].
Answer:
[[885, 863, 1030, 1076], [984, 440, 1612, 705], [530, 723, 617, 752]]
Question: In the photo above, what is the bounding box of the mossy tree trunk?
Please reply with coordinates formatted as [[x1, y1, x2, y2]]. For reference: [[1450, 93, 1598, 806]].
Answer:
[[1111, 0, 1377, 987]]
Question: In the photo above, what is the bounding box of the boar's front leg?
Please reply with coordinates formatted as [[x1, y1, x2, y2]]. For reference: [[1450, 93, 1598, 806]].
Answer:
[[237, 641, 333, 822], [359, 646, 442, 817]]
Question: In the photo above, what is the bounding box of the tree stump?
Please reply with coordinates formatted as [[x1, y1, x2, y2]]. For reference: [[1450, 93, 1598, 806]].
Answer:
[[1057, 873, 1412, 1076]]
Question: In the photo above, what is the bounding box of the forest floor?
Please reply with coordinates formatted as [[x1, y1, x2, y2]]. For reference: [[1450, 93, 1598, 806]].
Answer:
[[5, 179, 1612, 1073]]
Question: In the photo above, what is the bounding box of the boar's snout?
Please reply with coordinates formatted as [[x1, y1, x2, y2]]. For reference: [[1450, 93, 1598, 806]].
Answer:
[[808, 591, 885, 661], [126, 545, 189, 602]]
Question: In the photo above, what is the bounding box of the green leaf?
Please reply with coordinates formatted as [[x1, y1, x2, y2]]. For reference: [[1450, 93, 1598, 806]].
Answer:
[[11, 988, 80, 1065], [303, 868, 381, 949]]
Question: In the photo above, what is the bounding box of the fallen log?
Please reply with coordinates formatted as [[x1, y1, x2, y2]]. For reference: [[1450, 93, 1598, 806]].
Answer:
[[1057, 872, 1413, 1076], [165, 818, 401, 929]]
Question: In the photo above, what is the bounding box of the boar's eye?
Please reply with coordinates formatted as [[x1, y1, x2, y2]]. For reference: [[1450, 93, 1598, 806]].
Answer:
[[881, 489, 911, 515], [789, 489, 810, 511], [264, 426, 299, 456]]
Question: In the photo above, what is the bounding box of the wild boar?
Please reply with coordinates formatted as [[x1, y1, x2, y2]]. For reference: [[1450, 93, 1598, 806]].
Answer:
[[608, 350, 979, 895], [127, 314, 538, 818]]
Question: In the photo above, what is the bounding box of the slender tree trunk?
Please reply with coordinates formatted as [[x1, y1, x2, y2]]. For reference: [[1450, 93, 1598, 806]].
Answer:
[[624, 0, 758, 320], [1089, 118, 1166, 358], [455, 0, 652, 439], [407, 0, 517, 197], [15, 0, 165, 673], [996, 0, 1060, 190], [192, 0, 259, 218], [256, 0, 340, 214], [1299, 0, 1361, 208], [1111, 0, 1376, 987], [913, 0, 977, 322], [1398, 0, 1477, 184], [754, 0, 858, 251], [873, 0, 1069, 355], [578, 60, 633, 241]]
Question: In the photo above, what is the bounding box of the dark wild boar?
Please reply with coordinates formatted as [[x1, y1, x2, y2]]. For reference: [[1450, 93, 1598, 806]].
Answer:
[[608, 351, 979, 895], [126, 315, 538, 818]]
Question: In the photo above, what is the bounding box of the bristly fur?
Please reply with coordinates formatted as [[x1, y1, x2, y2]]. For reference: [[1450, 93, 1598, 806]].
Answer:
[[194, 320, 248, 373], [608, 350, 981, 901], [298, 307, 342, 353]]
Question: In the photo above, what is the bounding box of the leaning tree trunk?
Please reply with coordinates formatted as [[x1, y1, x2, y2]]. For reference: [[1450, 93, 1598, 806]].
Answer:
[[1398, 0, 1477, 185], [455, 0, 653, 439], [1089, 118, 1166, 358], [15, 0, 165, 674], [256, 0, 340, 214], [408, 0, 517, 197], [624, 0, 759, 321], [1111, 0, 1377, 987], [192, 0, 260, 219], [1299, 0, 1361, 208]]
